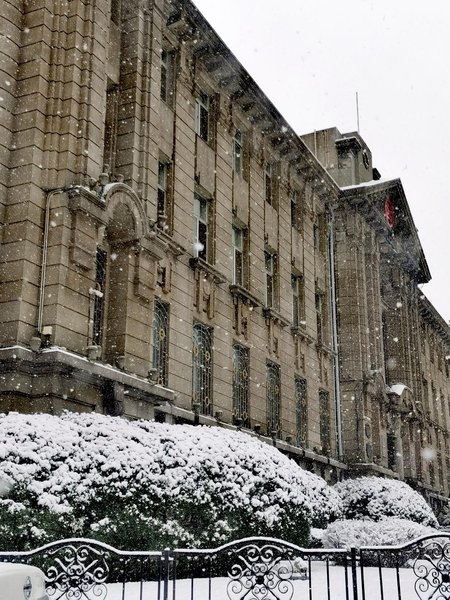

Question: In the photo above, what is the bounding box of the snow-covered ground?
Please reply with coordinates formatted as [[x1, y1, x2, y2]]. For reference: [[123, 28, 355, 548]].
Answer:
[[104, 562, 420, 600]]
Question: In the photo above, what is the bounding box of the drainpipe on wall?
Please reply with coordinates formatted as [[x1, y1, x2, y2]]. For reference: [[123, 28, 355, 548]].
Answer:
[[37, 187, 71, 334], [327, 203, 344, 461]]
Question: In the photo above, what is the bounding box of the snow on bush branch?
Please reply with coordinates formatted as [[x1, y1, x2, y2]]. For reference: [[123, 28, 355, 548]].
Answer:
[[323, 517, 439, 550], [333, 476, 438, 527], [0, 412, 341, 550]]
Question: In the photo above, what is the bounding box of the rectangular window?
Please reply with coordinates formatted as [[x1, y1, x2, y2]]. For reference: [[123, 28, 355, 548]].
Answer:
[[313, 223, 319, 251], [152, 299, 169, 386], [292, 274, 305, 328], [315, 289, 324, 343], [103, 81, 119, 175], [160, 50, 168, 102], [157, 161, 167, 218], [319, 389, 330, 455], [232, 344, 250, 427], [291, 190, 299, 229], [318, 214, 328, 253], [192, 322, 213, 416], [233, 128, 242, 174], [266, 361, 281, 437], [160, 49, 171, 104], [265, 251, 276, 308], [93, 248, 107, 346], [265, 163, 273, 205], [193, 194, 209, 261], [387, 432, 397, 471], [295, 376, 307, 446], [195, 90, 210, 142], [232, 226, 244, 286], [157, 160, 173, 232]]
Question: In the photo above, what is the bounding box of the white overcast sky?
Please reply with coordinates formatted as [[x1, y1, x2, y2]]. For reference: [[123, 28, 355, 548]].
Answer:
[[192, 0, 450, 322]]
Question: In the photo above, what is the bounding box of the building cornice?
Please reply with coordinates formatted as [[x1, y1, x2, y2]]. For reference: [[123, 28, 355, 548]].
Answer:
[[167, 0, 340, 202], [340, 178, 431, 283]]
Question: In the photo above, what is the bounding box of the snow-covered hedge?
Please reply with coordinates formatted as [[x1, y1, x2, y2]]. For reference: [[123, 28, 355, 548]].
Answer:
[[322, 517, 439, 550], [0, 412, 342, 550], [333, 476, 437, 527]]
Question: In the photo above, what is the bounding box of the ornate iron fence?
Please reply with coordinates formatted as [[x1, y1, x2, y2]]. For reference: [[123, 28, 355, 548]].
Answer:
[[1, 533, 450, 599]]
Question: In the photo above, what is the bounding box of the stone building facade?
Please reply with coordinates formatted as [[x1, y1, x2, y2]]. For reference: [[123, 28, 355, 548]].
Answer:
[[302, 127, 450, 508], [0, 0, 449, 501]]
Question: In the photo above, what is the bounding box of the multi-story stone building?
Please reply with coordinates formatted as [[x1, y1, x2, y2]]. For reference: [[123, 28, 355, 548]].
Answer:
[[302, 127, 450, 509], [0, 0, 448, 505]]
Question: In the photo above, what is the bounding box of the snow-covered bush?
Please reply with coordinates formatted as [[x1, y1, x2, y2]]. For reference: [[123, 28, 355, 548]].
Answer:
[[333, 476, 437, 527], [0, 412, 342, 550], [322, 517, 439, 549]]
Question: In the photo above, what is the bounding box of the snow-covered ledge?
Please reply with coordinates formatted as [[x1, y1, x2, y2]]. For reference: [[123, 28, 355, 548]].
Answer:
[[0, 345, 176, 405]]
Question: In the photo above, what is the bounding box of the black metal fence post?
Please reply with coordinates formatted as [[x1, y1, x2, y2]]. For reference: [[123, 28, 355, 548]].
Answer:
[[162, 548, 170, 600], [351, 547, 359, 600]]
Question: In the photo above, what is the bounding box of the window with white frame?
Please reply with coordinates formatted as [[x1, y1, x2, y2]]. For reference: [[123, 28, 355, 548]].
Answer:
[[195, 89, 210, 142], [152, 299, 169, 386], [232, 343, 250, 427], [193, 194, 209, 261], [292, 274, 305, 328], [233, 128, 242, 174], [192, 322, 213, 416], [266, 361, 281, 436]]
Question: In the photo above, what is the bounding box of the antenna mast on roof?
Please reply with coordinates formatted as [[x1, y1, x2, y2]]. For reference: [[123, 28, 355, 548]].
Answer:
[[356, 91, 360, 133]]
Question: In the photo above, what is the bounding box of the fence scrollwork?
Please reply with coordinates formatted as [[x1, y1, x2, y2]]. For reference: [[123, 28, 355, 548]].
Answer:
[[44, 543, 109, 600], [227, 543, 295, 600], [413, 538, 450, 600]]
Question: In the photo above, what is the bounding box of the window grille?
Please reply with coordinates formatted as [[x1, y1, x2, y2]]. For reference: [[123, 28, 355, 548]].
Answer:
[[232, 344, 250, 427], [195, 90, 210, 142], [233, 128, 242, 174], [93, 248, 107, 346], [232, 226, 244, 286], [295, 376, 307, 446], [193, 194, 208, 261], [152, 299, 169, 386], [319, 389, 330, 454], [266, 361, 280, 436], [192, 322, 213, 415]]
